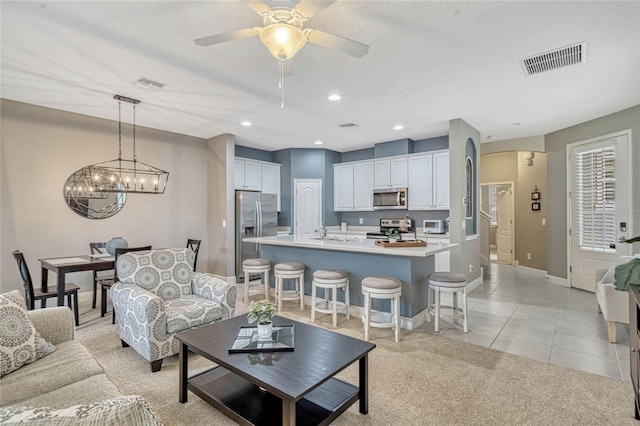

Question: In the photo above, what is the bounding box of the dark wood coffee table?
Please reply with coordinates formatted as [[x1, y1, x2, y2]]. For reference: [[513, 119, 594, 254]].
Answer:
[[176, 315, 376, 426]]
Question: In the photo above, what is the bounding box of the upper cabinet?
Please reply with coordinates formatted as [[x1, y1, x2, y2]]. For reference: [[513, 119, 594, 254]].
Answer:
[[407, 150, 449, 210], [261, 162, 281, 212], [235, 158, 281, 211], [374, 156, 407, 189], [235, 158, 262, 191], [334, 161, 374, 211]]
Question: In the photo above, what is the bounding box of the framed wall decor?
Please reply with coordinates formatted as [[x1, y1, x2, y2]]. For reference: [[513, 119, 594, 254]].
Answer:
[[531, 187, 541, 200], [532, 202, 541, 211]]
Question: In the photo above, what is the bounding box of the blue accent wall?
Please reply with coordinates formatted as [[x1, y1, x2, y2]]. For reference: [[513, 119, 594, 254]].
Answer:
[[414, 135, 449, 152], [342, 148, 374, 162], [374, 139, 414, 157], [234, 145, 273, 162]]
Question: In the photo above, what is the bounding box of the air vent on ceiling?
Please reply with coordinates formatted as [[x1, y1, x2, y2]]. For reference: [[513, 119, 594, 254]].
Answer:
[[133, 77, 166, 91], [338, 122, 359, 128], [520, 42, 587, 76]]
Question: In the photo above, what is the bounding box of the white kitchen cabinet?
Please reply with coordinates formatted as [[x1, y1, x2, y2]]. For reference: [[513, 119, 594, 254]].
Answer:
[[261, 162, 281, 211], [333, 161, 374, 211], [433, 151, 450, 209], [374, 156, 407, 189], [407, 150, 449, 210], [235, 158, 262, 191]]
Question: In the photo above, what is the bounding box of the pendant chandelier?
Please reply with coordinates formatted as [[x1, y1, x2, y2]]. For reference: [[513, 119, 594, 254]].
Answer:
[[88, 95, 169, 194]]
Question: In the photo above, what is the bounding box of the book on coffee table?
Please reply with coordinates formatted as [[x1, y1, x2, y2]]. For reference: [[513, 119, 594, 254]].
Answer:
[[229, 324, 294, 353]]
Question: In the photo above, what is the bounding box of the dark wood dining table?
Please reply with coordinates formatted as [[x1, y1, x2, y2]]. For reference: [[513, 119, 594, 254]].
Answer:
[[39, 255, 115, 307]]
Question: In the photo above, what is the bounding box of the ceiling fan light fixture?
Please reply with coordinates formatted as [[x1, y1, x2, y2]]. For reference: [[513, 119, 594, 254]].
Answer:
[[260, 23, 307, 60]]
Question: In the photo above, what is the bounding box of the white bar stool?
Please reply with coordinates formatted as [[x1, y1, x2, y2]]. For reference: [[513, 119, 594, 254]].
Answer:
[[242, 258, 271, 303], [427, 272, 468, 333], [274, 262, 305, 311], [311, 270, 350, 328], [362, 276, 402, 342]]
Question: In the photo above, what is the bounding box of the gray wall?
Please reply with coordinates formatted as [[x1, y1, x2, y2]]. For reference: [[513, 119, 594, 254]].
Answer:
[[545, 105, 640, 279], [234, 145, 273, 162]]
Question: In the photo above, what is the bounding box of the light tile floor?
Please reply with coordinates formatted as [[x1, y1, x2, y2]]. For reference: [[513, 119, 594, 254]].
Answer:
[[421, 262, 630, 381]]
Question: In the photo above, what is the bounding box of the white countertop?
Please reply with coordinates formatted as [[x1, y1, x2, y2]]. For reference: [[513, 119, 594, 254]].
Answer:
[[243, 235, 456, 258]]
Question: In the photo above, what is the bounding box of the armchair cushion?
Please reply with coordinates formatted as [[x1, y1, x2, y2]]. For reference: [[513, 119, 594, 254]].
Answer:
[[0, 291, 56, 377], [165, 295, 222, 334], [116, 248, 195, 300]]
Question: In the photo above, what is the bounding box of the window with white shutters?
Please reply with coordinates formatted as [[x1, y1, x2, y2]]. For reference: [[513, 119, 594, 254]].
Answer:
[[575, 146, 616, 252]]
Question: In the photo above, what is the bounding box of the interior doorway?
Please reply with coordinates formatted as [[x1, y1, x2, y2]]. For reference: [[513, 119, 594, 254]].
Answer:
[[482, 182, 515, 265], [293, 179, 323, 237]]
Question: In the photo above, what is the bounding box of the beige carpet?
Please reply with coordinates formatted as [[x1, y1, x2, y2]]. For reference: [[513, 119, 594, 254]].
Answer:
[[75, 300, 636, 425]]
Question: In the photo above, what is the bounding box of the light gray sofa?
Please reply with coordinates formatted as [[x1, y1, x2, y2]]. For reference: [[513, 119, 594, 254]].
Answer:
[[0, 306, 161, 424]]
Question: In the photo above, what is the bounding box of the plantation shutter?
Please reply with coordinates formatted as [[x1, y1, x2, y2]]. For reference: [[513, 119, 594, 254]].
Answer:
[[575, 146, 616, 252]]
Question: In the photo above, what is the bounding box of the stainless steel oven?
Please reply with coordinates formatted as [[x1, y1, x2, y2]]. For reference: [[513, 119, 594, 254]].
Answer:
[[373, 188, 407, 210]]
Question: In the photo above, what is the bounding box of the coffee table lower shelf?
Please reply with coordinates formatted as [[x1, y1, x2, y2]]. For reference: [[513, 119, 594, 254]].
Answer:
[[188, 366, 359, 426]]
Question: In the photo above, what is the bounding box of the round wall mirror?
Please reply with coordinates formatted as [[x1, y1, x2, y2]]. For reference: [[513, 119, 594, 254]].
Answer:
[[63, 166, 126, 219]]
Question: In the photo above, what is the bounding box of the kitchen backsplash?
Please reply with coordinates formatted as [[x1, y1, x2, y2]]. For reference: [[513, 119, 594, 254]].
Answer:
[[339, 210, 449, 227]]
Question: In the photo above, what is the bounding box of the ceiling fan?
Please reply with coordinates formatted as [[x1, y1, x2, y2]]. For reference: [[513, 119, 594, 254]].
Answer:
[[194, 0, 369, 62]]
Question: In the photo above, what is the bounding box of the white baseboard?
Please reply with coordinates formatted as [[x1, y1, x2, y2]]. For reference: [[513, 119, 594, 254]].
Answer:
[[517, 265, 547, 276], [546, 274, 569, 287]]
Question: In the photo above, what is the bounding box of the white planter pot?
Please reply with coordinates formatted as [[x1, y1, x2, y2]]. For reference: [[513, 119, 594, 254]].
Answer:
[[257, 321, 273, 339]]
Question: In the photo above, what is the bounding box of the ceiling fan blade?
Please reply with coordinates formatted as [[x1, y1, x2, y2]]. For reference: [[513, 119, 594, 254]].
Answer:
[[194, 28, 259, 46], [243, 0, 271, 15], [293, 0, 336, 19], [307, 29, 369, 58]]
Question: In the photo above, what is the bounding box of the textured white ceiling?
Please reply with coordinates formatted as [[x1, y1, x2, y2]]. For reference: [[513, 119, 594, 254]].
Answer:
[[1, 1, 639, 152]]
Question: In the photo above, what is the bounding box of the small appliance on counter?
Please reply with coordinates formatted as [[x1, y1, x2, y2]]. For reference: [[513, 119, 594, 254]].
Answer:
[[366, 217, 415, 240], [423, 219, 446, 234]]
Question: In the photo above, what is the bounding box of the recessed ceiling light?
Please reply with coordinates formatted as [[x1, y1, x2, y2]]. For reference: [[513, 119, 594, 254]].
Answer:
[[241, 121, 252, 127], [507, 122, 521, 127], [328, 94, 342, 101], [314, 140, 323, 145], [393, 124, 404, 130], [487, 135, 497, 139]]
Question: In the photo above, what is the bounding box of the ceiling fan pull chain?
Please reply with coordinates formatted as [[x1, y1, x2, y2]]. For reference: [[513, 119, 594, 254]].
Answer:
[[279, 59, 285, 110]]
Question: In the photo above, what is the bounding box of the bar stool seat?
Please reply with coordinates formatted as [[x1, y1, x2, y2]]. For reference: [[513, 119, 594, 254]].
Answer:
[[362, 276, 402, 342], [427, 272, 468, 333], [274, 262, 305, 311], [242, 258, 271, 303], [311, 270, 350, 327]]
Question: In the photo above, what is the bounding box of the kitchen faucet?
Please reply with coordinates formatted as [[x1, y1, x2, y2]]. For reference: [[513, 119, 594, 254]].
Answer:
[[320, 223, 327, 240]]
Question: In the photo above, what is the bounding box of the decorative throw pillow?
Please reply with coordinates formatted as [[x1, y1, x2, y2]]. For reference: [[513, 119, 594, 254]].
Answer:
[[0, 290, 56, 377], [0, 395, 163, 425]]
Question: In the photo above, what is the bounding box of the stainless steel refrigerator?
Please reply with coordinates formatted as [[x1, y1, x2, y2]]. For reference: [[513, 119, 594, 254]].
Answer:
[[235, 191, 278, 282]]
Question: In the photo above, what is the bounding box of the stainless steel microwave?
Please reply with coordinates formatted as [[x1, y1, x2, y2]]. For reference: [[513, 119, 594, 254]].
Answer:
[[373, 188, 407, 210]]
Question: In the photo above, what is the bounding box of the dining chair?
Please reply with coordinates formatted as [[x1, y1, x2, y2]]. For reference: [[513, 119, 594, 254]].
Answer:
[[186, 239, 201, 271], [89, 242, 114, 311], [12, 250, 80, 326], [110, 245, 152, 324]]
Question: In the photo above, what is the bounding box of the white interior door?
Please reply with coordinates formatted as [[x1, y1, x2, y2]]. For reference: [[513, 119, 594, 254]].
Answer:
[[569, 131, 632, 292], [496, 185, 513, 264], [294, 179, 322, 237]]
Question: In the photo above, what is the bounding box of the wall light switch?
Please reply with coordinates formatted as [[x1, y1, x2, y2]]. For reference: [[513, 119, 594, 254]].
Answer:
[[359, 218, 364, 224], [222, 219, 226, 228], [542, 218, 547, 226]]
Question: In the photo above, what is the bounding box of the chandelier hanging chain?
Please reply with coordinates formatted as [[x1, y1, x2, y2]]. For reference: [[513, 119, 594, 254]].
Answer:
[[117, 100, 122, 160], [132, 103, 137, 162]]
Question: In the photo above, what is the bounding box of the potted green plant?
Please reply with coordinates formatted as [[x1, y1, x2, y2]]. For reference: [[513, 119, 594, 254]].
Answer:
[[385, 229, 400, 243], [247, 299, 277, 339], [624, 235, 640, 244]]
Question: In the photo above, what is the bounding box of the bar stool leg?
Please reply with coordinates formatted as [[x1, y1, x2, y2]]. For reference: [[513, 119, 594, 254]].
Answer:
[[299, 273, 304, 310], [243, 268, 249, 303], [344, 280, 350, 320], [462, 287, 468, 333], [263, 270, 269, 300], [276, 275, 283, 312], [426, 286, 432, 323], [453, 292, 459, 324], [332, 286, 338, 328], [311, 283, 317, 323], [434, 287, 440, 333], [394, 292, 400, 343], [364, 291, 370, 341]]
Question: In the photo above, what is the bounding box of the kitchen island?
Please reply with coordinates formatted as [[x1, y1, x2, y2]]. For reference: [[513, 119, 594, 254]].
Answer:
[[243, 235, 456, 328]]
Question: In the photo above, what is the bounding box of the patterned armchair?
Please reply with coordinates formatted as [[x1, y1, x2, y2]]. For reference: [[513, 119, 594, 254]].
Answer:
[[111, 248, 236, 372]]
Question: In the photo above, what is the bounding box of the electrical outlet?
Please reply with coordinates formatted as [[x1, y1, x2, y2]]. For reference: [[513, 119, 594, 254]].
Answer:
[[542, 218, 547, 226], [469, 264, 473, 272], [222, 219, 226, 228], [359, 218, 363, 224], [527, 253, 531, 260]]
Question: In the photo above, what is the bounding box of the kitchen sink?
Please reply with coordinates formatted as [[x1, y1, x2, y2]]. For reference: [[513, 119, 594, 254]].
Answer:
[[308, 237, 355, 242]]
